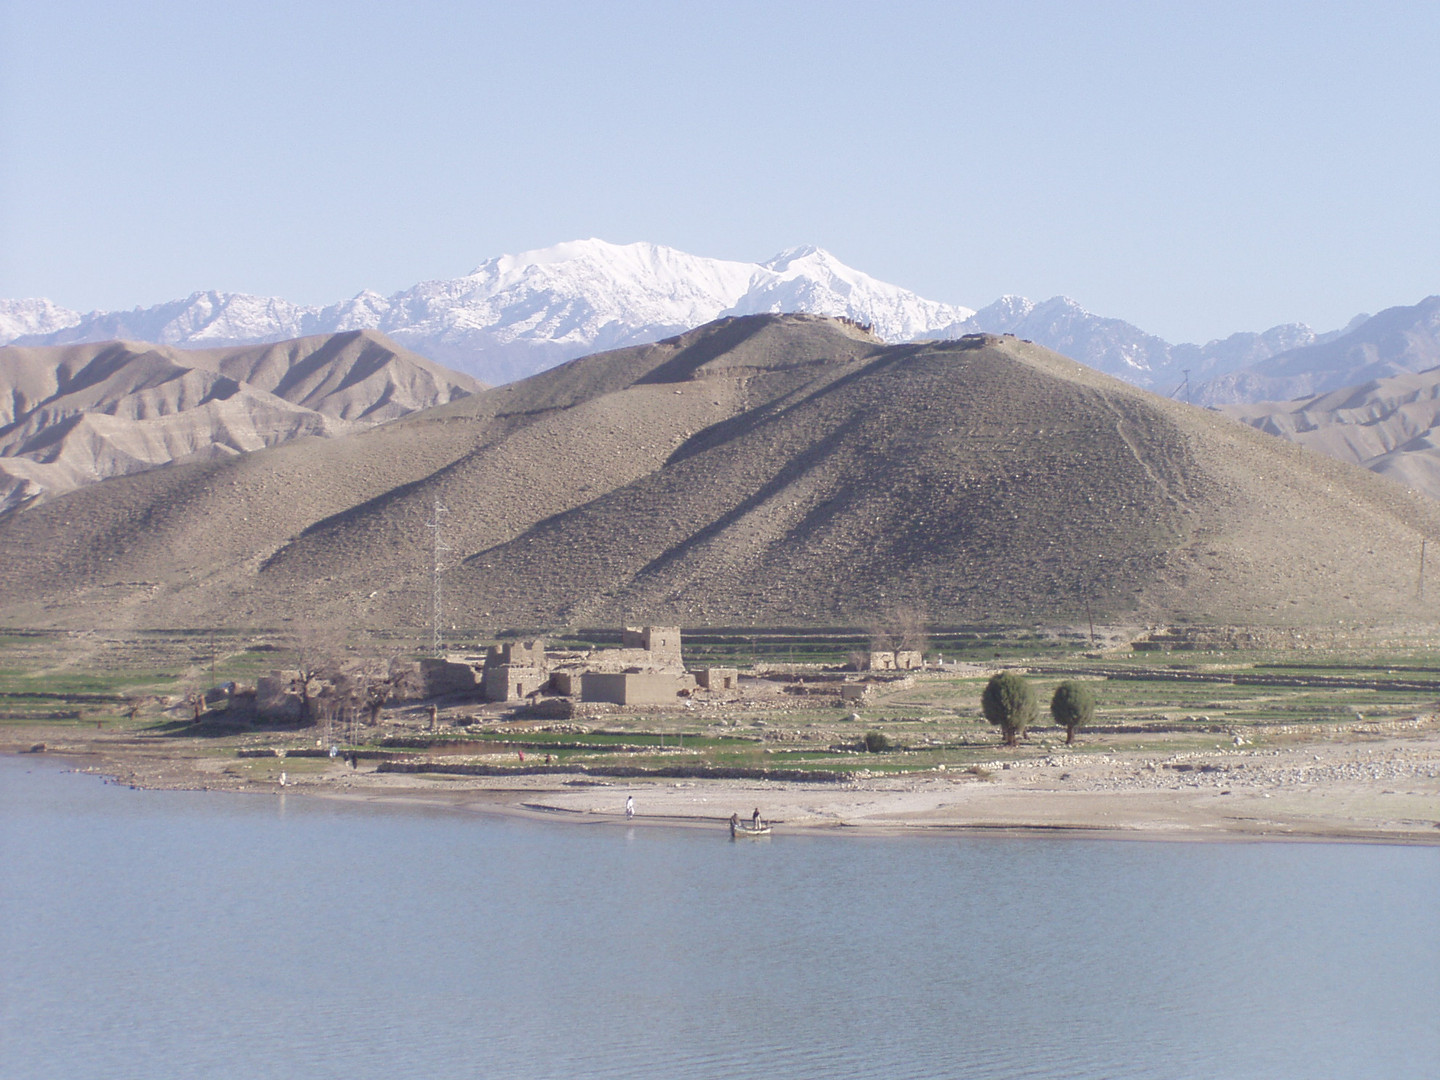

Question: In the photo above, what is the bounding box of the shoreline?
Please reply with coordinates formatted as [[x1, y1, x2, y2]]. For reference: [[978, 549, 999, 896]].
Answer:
[[14, 724, 1439, 845], [302, 786, 1440, 846]]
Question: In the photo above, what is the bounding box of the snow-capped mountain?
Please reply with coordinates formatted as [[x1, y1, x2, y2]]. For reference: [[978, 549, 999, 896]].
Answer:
[[5, 240, 975, 385], [728, 246, 970, 342], [0, 298, 82, 342], [7, 238, 1407, 397], [15, 291, 317, 350]]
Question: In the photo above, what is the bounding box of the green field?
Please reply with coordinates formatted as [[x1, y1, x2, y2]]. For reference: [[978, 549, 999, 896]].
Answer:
[[1, 626, 1436, 778]]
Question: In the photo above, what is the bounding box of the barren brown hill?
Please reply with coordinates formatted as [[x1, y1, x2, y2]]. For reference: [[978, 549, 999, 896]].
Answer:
[[1, 314, 1436, 633], [1221, 365, 1440, 502], [0, 330, 482, 511]]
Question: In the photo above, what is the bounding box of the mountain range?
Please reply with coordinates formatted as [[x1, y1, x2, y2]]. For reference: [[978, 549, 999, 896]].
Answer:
[[8, 238, 1424, 396], [0, 242, 972, 386], [1197, 295, 1440, 404], [1, 314, 1434, 633], [0, 331, 479, 512]]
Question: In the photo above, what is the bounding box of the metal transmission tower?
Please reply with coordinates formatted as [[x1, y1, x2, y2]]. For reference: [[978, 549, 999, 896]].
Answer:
[[426, 500, 450, 656], [1170, 369, 1191, 403]]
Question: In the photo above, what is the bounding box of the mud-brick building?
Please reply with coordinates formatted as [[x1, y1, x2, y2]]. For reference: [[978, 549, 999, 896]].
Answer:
[[479, 626, 733, 706], [620, 626, 683, 669], [481, 640, 548, 703], [693, 667, 739, 691], [579, 670, 698, 706]]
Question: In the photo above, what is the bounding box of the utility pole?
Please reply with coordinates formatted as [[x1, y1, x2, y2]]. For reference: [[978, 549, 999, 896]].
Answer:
[[426, 500, 450, 657]]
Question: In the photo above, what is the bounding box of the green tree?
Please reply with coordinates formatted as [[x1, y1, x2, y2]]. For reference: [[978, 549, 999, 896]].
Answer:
[[981, 671, 1036, 746], [1050, 680, 1096, 745]]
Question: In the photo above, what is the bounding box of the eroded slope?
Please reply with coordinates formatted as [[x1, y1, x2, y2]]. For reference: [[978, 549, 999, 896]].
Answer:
[[1, 315, 1436, 631]]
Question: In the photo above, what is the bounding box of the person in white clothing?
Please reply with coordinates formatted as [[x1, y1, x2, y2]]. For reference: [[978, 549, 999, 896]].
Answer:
[[625, 795, 635, 820]]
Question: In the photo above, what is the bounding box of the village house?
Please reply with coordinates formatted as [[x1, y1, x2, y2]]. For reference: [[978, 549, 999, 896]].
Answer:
[[479, 627, 714, 706], [481, 640, 548, 703]]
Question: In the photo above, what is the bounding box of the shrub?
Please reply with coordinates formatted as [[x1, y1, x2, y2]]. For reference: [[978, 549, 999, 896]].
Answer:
[[862, 731, 892, 753], [981, 671, 1036, 746], [1050, 680, 1096, 745]]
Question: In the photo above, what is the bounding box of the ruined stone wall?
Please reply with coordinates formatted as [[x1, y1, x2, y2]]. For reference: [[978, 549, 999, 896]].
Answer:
[[419, 658, 478, 697], [492, 639, 546, 665], [257, 672, 302, 721]]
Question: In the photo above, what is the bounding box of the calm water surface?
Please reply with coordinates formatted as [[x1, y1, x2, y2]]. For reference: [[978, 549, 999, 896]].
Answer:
[[2, 756, 1436, 1080]]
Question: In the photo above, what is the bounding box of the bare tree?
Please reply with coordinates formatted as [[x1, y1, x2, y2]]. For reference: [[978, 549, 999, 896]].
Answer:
[[285, 628, 348, 725], [868, 606, 930, 657], [893, 605, 930, 655], [359, 659, 421, 727], [866, 623, 896, 653]]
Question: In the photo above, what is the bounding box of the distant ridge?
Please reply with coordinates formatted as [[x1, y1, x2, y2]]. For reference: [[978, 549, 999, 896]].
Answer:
[[1221, 362, 1440, 501], [1199, 296, 1440, 404], [938, 296, 1356, 394], [1, 314, 1435, 633], [0, 330, 481, 512]]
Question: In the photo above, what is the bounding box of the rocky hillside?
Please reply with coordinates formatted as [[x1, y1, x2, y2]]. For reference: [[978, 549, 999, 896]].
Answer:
[[1, 314, 1436, 633], [1221, 364, 1440, 501], [0, 330, 481, 512]]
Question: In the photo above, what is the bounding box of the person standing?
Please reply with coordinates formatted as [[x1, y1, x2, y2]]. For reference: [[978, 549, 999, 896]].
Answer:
[[625, 794, 635, 820], [752, 807, 762, 830]]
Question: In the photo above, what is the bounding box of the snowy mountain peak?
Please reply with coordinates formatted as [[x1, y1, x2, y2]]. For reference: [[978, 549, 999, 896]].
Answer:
[[6, 240, 1380, 396], [763, 244, 828, 267], [0, 242, 981, 383], [0, 239, 974, 383], [0, 298, 82, 342]]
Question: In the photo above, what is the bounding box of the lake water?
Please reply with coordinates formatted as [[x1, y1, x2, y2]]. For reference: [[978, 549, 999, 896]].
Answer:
[[2, 756, 1437, 1080]]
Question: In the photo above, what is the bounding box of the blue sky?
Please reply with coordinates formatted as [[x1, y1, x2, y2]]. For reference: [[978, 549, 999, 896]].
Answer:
[[2, 0, 1436, 342]]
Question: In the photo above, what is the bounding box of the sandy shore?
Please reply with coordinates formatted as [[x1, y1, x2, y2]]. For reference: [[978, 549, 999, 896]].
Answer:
[[14, 722, 1440, 844]]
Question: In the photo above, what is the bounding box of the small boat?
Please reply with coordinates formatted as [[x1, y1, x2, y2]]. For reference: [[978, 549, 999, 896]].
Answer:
[[730, 820, 772, 838]]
